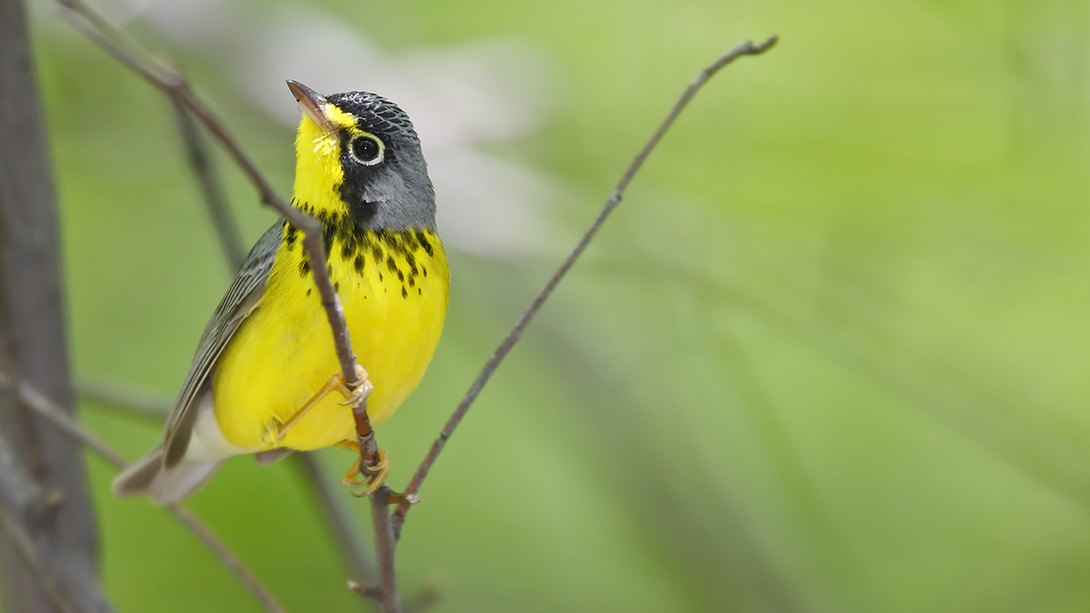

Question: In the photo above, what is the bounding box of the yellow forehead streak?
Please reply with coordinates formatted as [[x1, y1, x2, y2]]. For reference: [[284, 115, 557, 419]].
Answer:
[[292, 104, 362, 215]]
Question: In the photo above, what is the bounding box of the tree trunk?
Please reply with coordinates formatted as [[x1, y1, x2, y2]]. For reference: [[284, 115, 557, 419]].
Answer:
[[0, 0, 113, 610]]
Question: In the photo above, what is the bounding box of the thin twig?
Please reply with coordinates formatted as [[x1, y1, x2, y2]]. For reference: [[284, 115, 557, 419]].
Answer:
[[54, 0, 386, 497], [171, 100, 246, 271], [351, 572, 440, 612], [168, 506, 288, 613], [75, 379, 380, 595], [347, 580, 383, 600], [21, 384, 129, 469], [293, 453, 377, 587], [12, 376, 287, 613], [0, 426, 78, 613], [0, 504, 79, 613], [369, 488, 401, 612], [390, 35, 779, 537], [53, 0, 364, 391], [76, 378, 170, 422]]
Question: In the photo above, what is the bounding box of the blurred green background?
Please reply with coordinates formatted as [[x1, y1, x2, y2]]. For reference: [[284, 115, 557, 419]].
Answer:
[[21, 0, 1090, 611]]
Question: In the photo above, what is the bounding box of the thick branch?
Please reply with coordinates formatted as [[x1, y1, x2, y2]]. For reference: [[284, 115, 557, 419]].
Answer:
[[0, 0, 112, 610], [391, 35, 779, 537]]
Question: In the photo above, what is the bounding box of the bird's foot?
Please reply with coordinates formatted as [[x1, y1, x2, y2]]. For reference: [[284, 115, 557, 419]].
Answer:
[[338, 364, 373, 409], [342, 446, 390, 497]]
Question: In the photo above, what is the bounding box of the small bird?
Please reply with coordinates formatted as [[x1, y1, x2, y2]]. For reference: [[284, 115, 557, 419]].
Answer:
[[113, 81, 450, 505]]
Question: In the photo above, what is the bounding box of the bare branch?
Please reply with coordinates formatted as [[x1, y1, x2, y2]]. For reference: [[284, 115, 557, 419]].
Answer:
[[20, 384, 129, 469], [0, 505, 79, 613], [347, 580, 383, 600], [78, 378, 381, 599], [293, 453, 377, 588], [0, 391, 108, 613], [0, 0, 112, 609], [391, 35, 780, 537], [0, 426, 78, 613], [53, 0, 364, 391], [168, 506, 288, 613], [10, 375, 288, 613], [369, 488, 402, 612], [75, 378, 170, 422], [171, 100, 246, 271]]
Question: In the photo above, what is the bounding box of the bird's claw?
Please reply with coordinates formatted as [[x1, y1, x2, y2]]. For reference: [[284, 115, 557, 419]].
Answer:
[[343, 447, 390, 497], [339, 364, 373, 409]]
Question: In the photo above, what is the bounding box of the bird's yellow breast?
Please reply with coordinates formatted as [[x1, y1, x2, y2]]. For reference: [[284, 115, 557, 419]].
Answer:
[[210, 223, 449, 451]]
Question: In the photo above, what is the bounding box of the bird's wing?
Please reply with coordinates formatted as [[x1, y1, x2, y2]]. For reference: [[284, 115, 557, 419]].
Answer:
[[162, 221, 284, 468]]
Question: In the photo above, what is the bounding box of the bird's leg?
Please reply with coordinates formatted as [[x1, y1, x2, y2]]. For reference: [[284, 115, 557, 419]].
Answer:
[[335, 367, 389, 497], [337, 440, 390, 498], [274, 365, 370, 443]]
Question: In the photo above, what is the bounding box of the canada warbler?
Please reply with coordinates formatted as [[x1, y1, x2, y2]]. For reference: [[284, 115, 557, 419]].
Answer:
[[113, 81, 449, 504]]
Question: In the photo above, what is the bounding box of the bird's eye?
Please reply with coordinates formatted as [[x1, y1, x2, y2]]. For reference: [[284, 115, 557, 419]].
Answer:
[[349, 135, 383, 166]]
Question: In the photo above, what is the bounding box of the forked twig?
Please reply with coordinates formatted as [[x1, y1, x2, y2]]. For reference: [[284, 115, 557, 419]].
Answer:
[[390, 35, 779, 537]]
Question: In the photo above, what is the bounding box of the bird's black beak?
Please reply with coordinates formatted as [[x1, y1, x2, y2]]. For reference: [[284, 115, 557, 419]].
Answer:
[[287, 80, 334, 133]]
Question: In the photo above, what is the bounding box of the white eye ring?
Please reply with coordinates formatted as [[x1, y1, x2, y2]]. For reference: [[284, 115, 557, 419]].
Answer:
[[348, 134, 384, 166]]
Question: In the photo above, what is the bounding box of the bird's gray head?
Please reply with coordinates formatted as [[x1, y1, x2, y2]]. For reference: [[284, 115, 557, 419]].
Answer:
[[288, 81, 436, 231]]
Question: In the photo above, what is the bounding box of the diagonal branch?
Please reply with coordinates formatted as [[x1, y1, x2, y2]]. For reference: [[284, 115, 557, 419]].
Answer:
[[390, 35, 779, 537], [6, 374, 288, 613], [0, 418, 80, 613], [170, 100, 246, 272], [0, 504, 79, 613], [52, 0, 366, 394], [75, 379, 380, 594], [75, 378, 170, 422]]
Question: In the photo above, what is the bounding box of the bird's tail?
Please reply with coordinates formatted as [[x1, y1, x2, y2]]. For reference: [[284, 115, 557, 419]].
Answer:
[[112, 444, 225, 505]]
